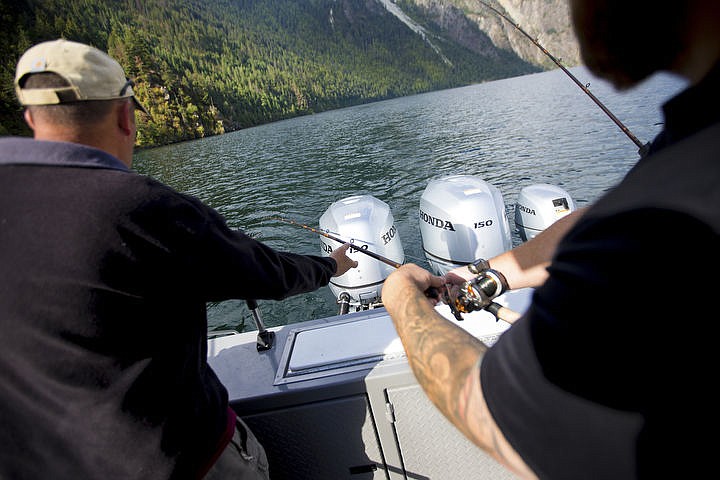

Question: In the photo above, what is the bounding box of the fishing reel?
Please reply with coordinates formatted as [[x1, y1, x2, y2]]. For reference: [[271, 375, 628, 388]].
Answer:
[[444, 259, 509, 321]]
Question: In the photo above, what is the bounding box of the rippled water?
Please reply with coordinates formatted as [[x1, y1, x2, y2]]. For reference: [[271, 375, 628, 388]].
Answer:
[[133, 67, 686, 332]]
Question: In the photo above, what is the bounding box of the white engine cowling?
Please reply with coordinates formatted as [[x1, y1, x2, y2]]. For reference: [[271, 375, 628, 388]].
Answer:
[[419, 175, 512, 276], [514, 184, 576, 241], [319, 195, 404, 307]]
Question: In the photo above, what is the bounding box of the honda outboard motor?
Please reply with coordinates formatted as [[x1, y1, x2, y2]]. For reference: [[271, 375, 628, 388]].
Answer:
[[419, 175, 512, 276], [514, 184, 576, 241], [319, 195, 404, 311]]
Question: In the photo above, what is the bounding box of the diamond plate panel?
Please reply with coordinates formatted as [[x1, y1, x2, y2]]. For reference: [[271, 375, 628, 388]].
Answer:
[[387, 384, 518, 479], [242, 395, 386, 480]]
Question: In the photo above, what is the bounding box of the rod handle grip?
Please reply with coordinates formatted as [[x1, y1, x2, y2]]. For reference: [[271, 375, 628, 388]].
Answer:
[[486, 302, 521, 324]]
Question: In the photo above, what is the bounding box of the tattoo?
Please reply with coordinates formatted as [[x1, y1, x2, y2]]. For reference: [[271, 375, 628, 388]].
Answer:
[[393, 291, 487, 440], [391, 288, 533, 477]]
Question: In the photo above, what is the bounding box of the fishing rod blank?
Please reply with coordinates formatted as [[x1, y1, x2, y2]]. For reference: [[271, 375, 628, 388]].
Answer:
[[272, 215, 519, 324], [271, 216, 402, 268], [477, 0, 648, 155]]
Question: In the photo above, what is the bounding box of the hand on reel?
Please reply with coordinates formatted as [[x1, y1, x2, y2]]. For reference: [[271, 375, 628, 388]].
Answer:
[[443, 262, 509, 321]]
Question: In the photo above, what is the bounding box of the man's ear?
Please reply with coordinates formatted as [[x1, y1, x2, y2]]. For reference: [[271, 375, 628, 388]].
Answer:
[[23, 109, 36, 131], [117, 100, 134, 137]]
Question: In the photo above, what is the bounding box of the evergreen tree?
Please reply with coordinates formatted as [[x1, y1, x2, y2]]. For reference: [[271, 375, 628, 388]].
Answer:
[[0, 0, 538, 147]]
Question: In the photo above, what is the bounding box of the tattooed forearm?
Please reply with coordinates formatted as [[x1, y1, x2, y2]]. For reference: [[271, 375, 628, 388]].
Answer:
[[393, 289, 487, 439], [387, 283, 537, 479]]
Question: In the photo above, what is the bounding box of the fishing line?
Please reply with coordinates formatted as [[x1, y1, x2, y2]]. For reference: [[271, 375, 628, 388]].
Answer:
[[477, 0, 649, 156]]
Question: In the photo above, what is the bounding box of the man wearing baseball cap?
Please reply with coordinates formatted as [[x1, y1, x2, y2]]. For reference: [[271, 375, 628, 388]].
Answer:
[[0, 39, 357, 479], [14, 38, 150, 116]]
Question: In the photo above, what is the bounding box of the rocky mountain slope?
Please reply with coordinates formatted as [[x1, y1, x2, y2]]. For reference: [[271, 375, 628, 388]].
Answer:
[[405, 0, 581, 69]]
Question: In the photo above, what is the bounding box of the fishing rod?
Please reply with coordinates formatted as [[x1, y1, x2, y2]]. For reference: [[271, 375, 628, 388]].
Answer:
[[271, 215, 403, 268], [272, 215, 520, 324], [477, 1, 648, 155]]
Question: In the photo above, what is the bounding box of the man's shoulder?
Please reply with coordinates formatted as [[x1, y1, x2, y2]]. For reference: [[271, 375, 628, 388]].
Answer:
[[0, 136, 128, 171]]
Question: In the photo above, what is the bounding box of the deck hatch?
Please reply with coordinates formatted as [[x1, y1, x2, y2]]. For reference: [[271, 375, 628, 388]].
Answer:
[[274, 311, 405, 385]]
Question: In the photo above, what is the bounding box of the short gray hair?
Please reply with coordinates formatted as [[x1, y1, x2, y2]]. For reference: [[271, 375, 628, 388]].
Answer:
[[22, 72, 124, 125]]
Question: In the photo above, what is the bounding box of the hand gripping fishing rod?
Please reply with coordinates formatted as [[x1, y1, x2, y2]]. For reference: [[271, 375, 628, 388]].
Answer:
[[272, 216, 520, 324], [478, 1, 649, 156]]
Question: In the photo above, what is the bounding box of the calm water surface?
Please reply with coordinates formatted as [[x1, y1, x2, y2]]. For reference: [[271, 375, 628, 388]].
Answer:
[[133, 67, 686, 332]]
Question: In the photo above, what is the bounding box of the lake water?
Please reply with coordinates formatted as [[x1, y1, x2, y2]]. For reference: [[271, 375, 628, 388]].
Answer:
[[133, 67, 686, 333]]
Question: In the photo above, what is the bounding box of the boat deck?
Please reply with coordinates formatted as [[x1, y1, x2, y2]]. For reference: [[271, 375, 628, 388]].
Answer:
[[208, 289, 532, 479]]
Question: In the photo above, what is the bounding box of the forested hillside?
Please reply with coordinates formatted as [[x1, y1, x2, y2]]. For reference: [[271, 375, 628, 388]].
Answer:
[[1, 0, 539, 147]]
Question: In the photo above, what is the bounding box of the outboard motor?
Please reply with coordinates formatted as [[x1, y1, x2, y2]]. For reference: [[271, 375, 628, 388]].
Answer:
[[319, 195, 404, 311], [514, 184, 576, 241], [419, 175, 512, 276]]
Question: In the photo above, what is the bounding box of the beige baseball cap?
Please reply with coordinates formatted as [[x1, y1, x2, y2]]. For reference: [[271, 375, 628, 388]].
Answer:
[[15, 38, 149, 115]]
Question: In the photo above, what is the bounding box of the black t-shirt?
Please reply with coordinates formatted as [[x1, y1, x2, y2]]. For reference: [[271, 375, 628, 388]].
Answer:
[[0, 138, 336, 479], [482, 66, 720, 479]]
